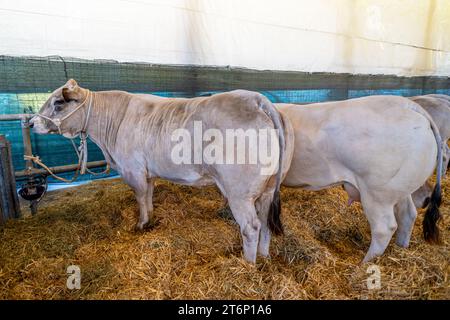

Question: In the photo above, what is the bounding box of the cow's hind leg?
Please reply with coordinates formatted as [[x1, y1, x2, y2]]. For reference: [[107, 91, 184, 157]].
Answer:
[[255, 192, 273, 257], [361, 194, 397, 263], [227, 198, 261, 263], [394, 195, 417, 248]]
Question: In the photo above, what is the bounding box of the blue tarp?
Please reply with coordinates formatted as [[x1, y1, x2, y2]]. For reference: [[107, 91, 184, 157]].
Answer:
[[1, 86, 449, 186]]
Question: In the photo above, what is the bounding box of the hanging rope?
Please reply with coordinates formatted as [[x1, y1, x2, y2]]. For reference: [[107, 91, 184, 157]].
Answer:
[[24, 154, 81, 183]]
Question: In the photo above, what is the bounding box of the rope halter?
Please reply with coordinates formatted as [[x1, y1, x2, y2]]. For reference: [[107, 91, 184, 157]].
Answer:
[[31, 89, 109, 176]]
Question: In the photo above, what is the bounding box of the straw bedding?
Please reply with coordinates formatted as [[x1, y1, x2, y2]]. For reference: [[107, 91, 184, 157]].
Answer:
[[0, 177, 448, 299]]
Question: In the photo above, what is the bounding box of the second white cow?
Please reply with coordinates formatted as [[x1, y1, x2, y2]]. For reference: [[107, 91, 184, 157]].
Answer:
[[276, 96, 443, 262], [409, 95, 450, 209]]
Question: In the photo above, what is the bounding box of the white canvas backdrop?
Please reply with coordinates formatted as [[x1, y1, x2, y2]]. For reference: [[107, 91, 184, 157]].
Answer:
[[0, 0, 449, 76]]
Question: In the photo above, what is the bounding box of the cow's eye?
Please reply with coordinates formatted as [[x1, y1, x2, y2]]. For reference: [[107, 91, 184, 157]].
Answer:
[[54, 100, 65, 112]]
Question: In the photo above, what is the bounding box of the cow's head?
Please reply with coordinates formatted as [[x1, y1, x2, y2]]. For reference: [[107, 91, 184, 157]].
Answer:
[[412, 180, 433, 209], [29, 79, 90, 138]]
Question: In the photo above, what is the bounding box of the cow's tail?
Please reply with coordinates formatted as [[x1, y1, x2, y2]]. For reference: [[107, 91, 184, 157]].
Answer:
[[411, 102, 443, 243], [258, 95, 285, 235]]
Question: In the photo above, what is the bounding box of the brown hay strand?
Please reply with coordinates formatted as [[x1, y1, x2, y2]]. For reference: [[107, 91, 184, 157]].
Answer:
[[0, 177, 448, 299]]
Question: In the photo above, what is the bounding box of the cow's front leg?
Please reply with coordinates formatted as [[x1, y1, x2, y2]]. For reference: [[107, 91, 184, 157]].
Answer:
[[121, 171, 150, 231], [134, 188, 150, 231], [145, 178, 158, 228], [135, 193, 150, 231]]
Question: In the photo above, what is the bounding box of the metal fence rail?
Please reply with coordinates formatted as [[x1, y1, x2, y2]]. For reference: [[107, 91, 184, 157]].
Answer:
[[0, 113, 107, 177], [0, 113, 108, 222], [0, 114, 33, 121]]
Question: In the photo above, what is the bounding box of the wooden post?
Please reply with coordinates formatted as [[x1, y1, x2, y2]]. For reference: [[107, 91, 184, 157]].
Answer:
[[21, 119, 38, 215], [0, 135, 21, 224], [21, 119, 34, 173]]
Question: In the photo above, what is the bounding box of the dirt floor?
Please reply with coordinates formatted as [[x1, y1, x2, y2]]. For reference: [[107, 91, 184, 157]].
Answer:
[[0, 176, 448, 299]]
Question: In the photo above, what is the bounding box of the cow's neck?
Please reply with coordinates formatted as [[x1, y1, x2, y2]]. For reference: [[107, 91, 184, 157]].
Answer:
[[83, 91, 131, 163]]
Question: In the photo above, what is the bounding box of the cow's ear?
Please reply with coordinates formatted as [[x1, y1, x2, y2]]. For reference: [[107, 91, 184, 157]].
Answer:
[[62, 79, 81, 101]]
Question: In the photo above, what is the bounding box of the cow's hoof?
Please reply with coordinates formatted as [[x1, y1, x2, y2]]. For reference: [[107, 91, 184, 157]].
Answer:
[[135, 218, 160, 232], [257, 245, 270, 258], [395, 238, 410, 248], [134, 223, 146, 232], [145, 218, 160, 229], [259, 253, 271, 259]]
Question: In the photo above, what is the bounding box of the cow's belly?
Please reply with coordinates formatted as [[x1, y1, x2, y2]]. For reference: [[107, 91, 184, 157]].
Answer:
[[111, 145, 216, 188], [158, 169, 215, 187], [283, 124, 351, 190], [283, 150, 343, 190], [146, 158, 216, 187]]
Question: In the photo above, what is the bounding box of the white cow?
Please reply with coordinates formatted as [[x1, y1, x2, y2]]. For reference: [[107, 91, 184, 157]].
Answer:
[[409, 95, 450, 208], [30, 79, 295, 263], [276, 96, 443, 262]]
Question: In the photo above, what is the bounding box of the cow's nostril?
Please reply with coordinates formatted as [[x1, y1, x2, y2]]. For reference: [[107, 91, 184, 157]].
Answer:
[[422, 197, 431, 209]]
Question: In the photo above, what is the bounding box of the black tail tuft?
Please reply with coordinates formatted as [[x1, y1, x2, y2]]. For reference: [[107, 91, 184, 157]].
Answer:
[[268, 190, 283, 235], [423, 183, 442, 244]]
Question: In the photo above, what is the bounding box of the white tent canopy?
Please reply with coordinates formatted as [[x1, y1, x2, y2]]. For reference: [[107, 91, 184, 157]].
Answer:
[[0, 0, 449, 76]]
